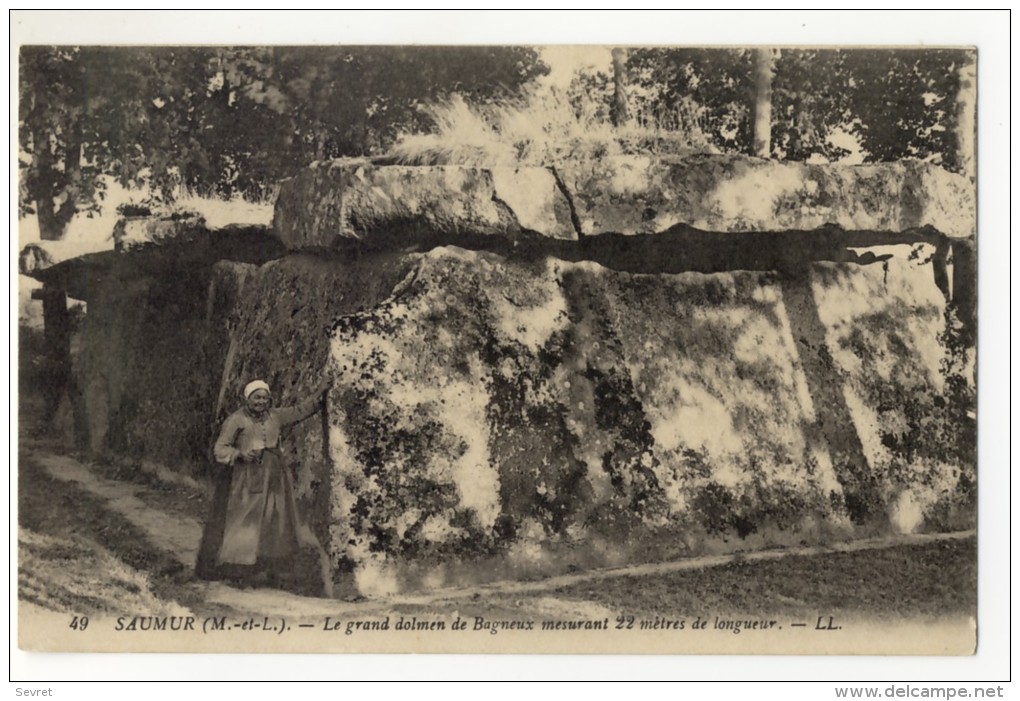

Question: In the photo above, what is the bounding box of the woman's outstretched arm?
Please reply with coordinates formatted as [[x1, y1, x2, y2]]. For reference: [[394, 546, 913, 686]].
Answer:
[[274, 377, 332, 426]]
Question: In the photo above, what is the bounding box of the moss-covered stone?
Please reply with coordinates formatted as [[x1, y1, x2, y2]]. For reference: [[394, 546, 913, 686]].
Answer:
[[556, 155, 974, 238], [275, 158, 974, 250], [273, 162, 577, 249], [809, 259, 975, 532], [112, 212, 207, 251], [55, 158, 975, 597], [315, 247, 973, 594]]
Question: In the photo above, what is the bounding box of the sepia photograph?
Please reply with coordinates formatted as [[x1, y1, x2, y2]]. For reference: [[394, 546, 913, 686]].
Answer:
[[10, 9, 1008, 686]]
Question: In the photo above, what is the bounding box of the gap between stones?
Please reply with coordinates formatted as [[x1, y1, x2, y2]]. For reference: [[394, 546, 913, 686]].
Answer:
[[548, 165, 584, 240]]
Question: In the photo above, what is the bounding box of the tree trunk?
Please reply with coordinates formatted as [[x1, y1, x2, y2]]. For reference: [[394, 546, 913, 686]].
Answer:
[[35, 193, 77, 241], [611, 48, 631, 128], [32, 121, 79, 241], [954, 52, 976, 181], [789, 93, 805, 160], [751, 48, 776, 158]]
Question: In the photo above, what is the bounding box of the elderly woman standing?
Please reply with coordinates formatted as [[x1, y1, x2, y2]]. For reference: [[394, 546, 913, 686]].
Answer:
[[196, 377, 330, 589]]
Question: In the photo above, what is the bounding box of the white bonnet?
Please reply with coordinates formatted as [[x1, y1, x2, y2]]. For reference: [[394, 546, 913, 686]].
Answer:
[[243, 380, 271, 399]]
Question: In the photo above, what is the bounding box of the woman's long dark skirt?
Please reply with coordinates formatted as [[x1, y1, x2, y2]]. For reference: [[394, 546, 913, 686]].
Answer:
[[194, 455, 323, 595]]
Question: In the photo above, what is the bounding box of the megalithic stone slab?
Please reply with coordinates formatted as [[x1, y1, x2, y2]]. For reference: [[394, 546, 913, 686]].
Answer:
[[273, 161, 577, 249], [112, 212, 208, 251], [555, 155, 975, 238], [317, 246, 972, 594]]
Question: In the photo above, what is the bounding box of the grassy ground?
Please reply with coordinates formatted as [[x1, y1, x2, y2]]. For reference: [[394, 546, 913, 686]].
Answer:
[[542, 538, 976, 620], [18, 450, 206, 615]]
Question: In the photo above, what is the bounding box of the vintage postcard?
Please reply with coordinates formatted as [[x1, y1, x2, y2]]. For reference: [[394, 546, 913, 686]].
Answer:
[[15, 22, 985, 662]]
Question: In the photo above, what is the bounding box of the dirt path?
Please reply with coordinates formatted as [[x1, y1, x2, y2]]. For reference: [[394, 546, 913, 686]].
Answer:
[[22, 442, 977, 620], [28, 451, 203, 567], [385, 529, 976, 608]]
